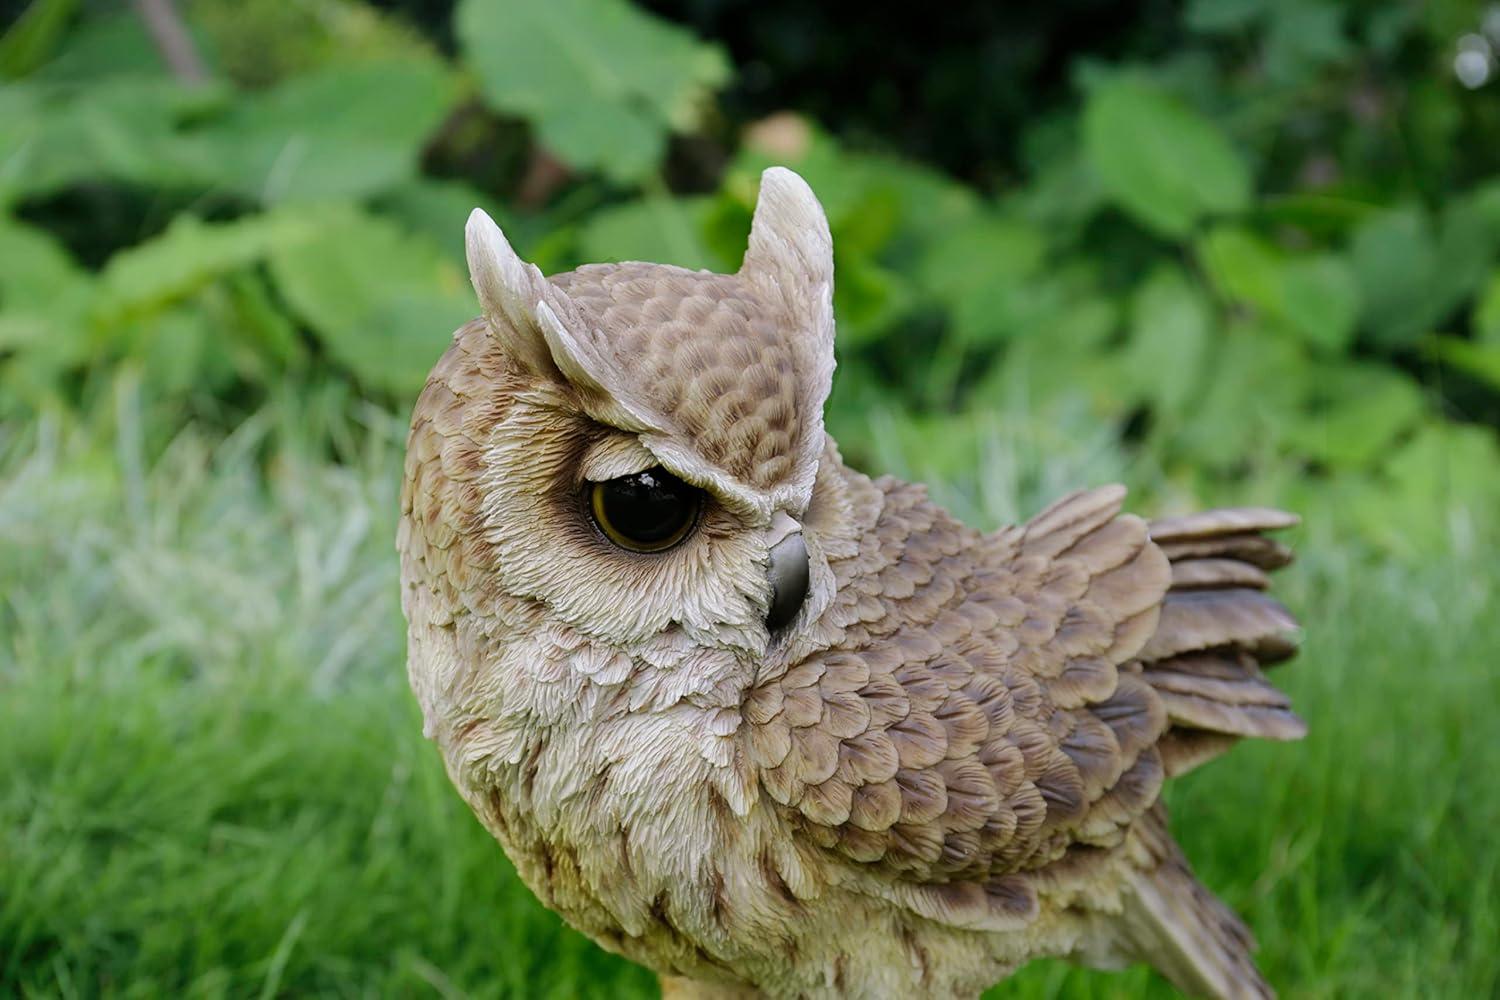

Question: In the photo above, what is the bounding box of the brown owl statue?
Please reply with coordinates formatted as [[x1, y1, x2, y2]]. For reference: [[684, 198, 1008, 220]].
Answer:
[[397, 168, 1305, 999]]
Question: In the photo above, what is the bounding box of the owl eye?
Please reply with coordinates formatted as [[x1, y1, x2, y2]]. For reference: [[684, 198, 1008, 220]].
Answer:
[[587, 467, 701, 553]]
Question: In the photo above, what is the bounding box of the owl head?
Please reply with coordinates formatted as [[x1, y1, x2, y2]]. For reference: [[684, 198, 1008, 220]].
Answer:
[[403, 169, 848, 724]]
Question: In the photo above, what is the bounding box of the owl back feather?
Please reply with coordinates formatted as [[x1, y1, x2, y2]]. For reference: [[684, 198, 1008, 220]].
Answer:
[[744, 475, 1302, 996]]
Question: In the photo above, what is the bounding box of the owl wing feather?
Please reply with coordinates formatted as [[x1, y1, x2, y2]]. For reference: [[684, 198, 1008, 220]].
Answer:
[[744, 477, 1301, 947]]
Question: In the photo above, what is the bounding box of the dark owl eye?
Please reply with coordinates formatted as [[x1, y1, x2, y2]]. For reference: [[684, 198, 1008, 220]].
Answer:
[[587, 467, 701, 553]]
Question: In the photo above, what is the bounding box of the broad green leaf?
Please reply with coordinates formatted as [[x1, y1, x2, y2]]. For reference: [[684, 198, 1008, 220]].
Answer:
[[1256, 193, 1380, 237], [1281, 254, 1359, 353], [918, 214, 1047, 345], [1264, 1, 1352, 83], [0, 79, 227, 202], [1186, 0, 1267, 33], [1350, 206, 1438, 347], [0, 0, 80, 79], [832, 254, 910, 350], [197, 60, 458, 204], [1431, 197, 1498, 321], [189, 0, 446, 89], [267, 209, 474, 396], [378, 180, 513, 267], [200, 272, 308, 379], [577, 195, 727, 271], [1351, 202, 1494, 348], [96, 213, 315, 320], [1285, 363, 1425, 470], [121, 302, 236, 396], [980, 293, 1121, 418], [1428, 335, 1500, 390], [1476, 272, 1500, 345], [1171, 320, 1309, 468], [1084, 79, 1251, 238], [0, 215, 87, 310], [0, 216, 93, 370], [31, 8, 180, 81], [732, 120, 979, 247], [457, 0, 729, 182], [1122, 265, 1212, 417], [1198, 226, 1282, 315], [1350, 421, 1500, 557]]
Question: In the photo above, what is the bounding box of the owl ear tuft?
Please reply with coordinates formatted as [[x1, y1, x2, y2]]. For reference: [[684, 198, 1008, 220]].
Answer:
[[465, 208, 558, 375], [465, 208, 659, 431], [741, 168, 834, 348]]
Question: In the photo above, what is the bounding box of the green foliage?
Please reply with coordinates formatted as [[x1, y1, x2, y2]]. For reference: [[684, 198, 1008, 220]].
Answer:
[[268, 208, 476, 396], [1083, 77, 1251, 237], [456, 0, 730, 182]]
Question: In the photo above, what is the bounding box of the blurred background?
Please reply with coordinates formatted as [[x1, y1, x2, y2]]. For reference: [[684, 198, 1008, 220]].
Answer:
[[2, 0, 1498, 996]]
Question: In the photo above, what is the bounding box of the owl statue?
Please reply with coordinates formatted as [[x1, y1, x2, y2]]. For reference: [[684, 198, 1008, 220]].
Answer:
[[398, 168, 1305, 999]]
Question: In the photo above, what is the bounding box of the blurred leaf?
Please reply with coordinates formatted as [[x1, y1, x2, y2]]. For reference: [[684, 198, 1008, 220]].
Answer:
[[732, 122, 979, 247], [1084, 79, 1251, 237], [1476, 272, 1500, 346], [189, 0, 444, 88], [1432, 197, 1498, 322], [31, 8, 179, 81], [1186, 0, 1268, 33], [198, 60, 458, 204], [1256, 194, 1380, 237], [1349, 421, 1500, 557], [1350, 206, 1437, 348], [122, 303, 235, 396], [0, 0, 80, 79], [1281, 254, 1359, 353], [833, 254, 910, 349], [980, 291, 1121, 419], [96, 213, 315, 320], [1286, 363, 1425, 469], [1122, 264, 1212, 417], [1172, 320, 1309, 467], [0, 214, 87, 311], [0, 79, 228, 202], [267, 209, 474, 396], [577, 195, 728, 271], [918, 214, 1046, 344], [378, 180, 511, 267], [1352, 203, 1495, 348], [1264, 1, 1351, 82], [457, 0, 729, 182], [1200, 229, 1358, 352], [0, 215, 92, 375], [1198, 226, 1282, 315], [1428, 336, 1500, 390], [208, 272, 309, 378]]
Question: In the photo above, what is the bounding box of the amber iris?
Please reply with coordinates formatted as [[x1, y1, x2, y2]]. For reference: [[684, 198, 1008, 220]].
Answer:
[[588, 467, 701, 552]]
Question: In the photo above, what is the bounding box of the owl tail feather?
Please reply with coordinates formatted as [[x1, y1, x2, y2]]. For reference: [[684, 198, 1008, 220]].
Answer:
[[1117, 806, 1274, 1000], [1139, 507, 1306, 778]]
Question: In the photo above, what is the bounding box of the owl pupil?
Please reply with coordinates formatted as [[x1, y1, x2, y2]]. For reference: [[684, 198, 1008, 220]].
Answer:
[[589, 467, 700, 552]]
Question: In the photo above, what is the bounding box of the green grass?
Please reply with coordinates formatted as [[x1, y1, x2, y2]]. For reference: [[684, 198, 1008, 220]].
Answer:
[[3, 402, 1497, 998]]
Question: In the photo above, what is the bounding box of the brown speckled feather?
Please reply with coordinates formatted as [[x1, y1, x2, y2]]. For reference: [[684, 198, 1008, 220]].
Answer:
[[745, 474, 1300, 990], [552, 264, 809, 491], [745, 481, 1179, 929]]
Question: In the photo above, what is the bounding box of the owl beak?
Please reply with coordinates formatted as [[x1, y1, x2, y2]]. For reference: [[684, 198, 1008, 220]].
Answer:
[[765, 513, 809, 632]]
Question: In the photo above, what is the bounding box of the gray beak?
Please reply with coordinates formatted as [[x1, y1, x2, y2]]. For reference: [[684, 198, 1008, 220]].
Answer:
[[765, 515, 809, 632]]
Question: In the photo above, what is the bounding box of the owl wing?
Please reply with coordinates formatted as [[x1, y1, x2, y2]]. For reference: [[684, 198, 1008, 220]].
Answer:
[[743, 478, 1301, 933]]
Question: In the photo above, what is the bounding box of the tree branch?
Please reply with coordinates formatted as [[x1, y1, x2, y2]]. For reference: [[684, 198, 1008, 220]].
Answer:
[[132, 0, 209, 86]]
